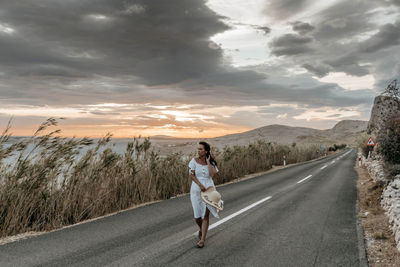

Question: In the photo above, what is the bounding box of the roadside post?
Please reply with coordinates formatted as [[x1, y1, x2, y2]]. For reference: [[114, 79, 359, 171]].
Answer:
[[283, 155, 286, 166]]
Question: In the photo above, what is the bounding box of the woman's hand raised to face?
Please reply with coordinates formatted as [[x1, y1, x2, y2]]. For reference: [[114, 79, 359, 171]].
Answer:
[[206, 155, 210, 164]]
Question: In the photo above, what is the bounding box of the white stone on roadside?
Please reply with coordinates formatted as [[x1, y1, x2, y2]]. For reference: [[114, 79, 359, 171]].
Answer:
[[363, 150, 400, 251]]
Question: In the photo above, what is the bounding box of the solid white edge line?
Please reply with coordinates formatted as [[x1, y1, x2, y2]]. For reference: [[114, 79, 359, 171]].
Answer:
[[193, 195, 272, 235], [297, 174, 312, 184]]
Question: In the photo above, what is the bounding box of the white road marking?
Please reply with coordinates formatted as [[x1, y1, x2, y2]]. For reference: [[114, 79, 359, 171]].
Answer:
[[193, 195, 272, 235], [297, 175, 312, 184], [341, 151, 351, 157], [192, 151, 354, 236]]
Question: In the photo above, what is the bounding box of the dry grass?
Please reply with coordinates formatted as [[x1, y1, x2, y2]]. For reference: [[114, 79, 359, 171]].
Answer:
[[356, 161, 400, 266], [0, 118, 329, 239]]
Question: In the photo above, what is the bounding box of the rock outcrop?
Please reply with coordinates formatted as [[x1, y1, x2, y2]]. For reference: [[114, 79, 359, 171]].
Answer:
[[367, 95, 400, 135], [382, 175, 400, 251], [362, 93, 400, 251]]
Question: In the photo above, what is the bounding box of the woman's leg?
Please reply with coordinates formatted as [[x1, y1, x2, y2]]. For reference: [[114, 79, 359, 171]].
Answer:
[[195, 217, 202, 228], [195, 217, 202, 239], [200, 208, 210, 242]]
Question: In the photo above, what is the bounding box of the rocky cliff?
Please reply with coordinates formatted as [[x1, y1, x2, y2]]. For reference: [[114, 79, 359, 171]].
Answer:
[[367, 95, 400, 135]]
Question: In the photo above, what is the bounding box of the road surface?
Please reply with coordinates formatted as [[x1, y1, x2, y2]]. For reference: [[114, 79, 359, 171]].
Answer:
[[0, 149, 367, 266]]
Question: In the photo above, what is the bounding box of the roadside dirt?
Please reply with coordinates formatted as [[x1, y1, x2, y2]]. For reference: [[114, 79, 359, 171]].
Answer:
[[356, 161, 400, 266]]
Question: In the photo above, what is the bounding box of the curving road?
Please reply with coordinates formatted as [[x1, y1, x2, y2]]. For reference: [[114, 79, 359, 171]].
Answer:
[[0, 149, 367, 266]]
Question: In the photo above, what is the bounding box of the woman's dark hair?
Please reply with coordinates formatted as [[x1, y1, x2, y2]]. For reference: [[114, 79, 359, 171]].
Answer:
[[199, 141, 217, 167]]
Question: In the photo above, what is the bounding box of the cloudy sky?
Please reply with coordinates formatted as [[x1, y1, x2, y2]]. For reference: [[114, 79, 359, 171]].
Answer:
[[0, 0, 399, 138]]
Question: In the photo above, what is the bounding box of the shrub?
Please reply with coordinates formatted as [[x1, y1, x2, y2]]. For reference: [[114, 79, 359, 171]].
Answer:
[[385, 163, 400, 177], [356, 133, 374, 158], [0, 118, 327, 237], [328, 143, 347, 151], [379, 116, 400, 164]]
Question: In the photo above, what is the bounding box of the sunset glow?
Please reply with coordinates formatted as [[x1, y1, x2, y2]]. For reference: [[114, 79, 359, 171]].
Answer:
[[1, 0, 398, 138]]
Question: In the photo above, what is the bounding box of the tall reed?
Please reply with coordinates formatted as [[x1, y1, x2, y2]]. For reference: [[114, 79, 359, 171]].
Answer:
[[0, 118, 327, 237]]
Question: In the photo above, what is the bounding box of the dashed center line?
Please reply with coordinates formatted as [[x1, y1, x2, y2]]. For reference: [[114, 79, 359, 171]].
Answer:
[[194, 195, 272, 235], [297, 175, 312, 184], [194, 150, 353, 236]]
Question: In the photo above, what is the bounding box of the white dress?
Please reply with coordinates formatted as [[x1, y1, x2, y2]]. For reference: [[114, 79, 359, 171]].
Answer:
[[189, 158, 220, 219]]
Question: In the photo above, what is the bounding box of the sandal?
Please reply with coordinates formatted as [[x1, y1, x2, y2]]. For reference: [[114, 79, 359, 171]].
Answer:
[[197, 240, 205, 248], [198, 231, 202, 240]]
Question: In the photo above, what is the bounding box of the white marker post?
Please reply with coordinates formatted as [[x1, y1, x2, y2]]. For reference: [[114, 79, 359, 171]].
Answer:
[[283, 155, 286, 166]]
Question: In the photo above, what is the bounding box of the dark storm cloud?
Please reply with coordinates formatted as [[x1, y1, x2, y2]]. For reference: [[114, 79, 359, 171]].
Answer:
[[302, 63, 331, 78], [298, 1, 400, 81], [272, 34, 313, 47], [363, 45, 400, 92], [270, 34, 314, 56], [262, 0, 311, 21], [239, 62, 375, 107], [272, 46, 314, 56], [0, 0, 233, 85], [256, 83, 374, 108], [324, 54, 370, 76], [230, 22, 271, 34], [255, 26, 271, 34], [0, 0, 389, 114], [390, 0, 400, 6], [291, 21, 315, 35], [312, 0, 379, 41], [179, 68, 267, 88], [358, 21, 400, 53], [285, 0, 400, 81]]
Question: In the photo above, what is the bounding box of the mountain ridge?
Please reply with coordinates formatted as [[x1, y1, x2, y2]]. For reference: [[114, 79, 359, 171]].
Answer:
[[148, 120, 368, 155]]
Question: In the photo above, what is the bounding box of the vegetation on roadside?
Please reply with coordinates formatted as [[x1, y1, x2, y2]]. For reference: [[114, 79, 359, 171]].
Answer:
[[356, 132, 375, 158], [356, 164, 400, 266], [0, 118, 328, 238], [328, 143, 347, 152], [378, 80, 400, 169], [379, 115, 400, 160], [356, 79, 400, 265]]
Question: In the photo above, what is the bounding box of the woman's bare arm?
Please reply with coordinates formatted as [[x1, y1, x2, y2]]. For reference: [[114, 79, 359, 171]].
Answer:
[[190, 170, 206, 191], [206, 156, 217, 177], [207, 163, 217, 177]]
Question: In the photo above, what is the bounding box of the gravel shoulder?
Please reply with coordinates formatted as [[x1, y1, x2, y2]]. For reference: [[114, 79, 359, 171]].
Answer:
[[356, 160, 400, 266]]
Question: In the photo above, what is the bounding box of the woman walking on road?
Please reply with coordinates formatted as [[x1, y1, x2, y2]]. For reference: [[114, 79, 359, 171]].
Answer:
[[189, 141, 222, 248]]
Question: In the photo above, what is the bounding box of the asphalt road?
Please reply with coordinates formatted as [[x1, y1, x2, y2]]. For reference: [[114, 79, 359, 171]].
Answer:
[[0, 149, 367, 266]]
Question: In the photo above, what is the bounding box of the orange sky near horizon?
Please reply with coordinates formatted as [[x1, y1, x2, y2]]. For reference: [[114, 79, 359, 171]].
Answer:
[[4, 122, 252, 139], [0, 101, 366, 139]]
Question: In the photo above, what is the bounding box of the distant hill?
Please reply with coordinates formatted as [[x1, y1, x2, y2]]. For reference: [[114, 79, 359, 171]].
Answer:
[[211, 120, 366, 145], [331, 120, 369, 135], [4, 120, 368, 156], [150, 120, 368, 155], [149, 135, 182, 140]]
